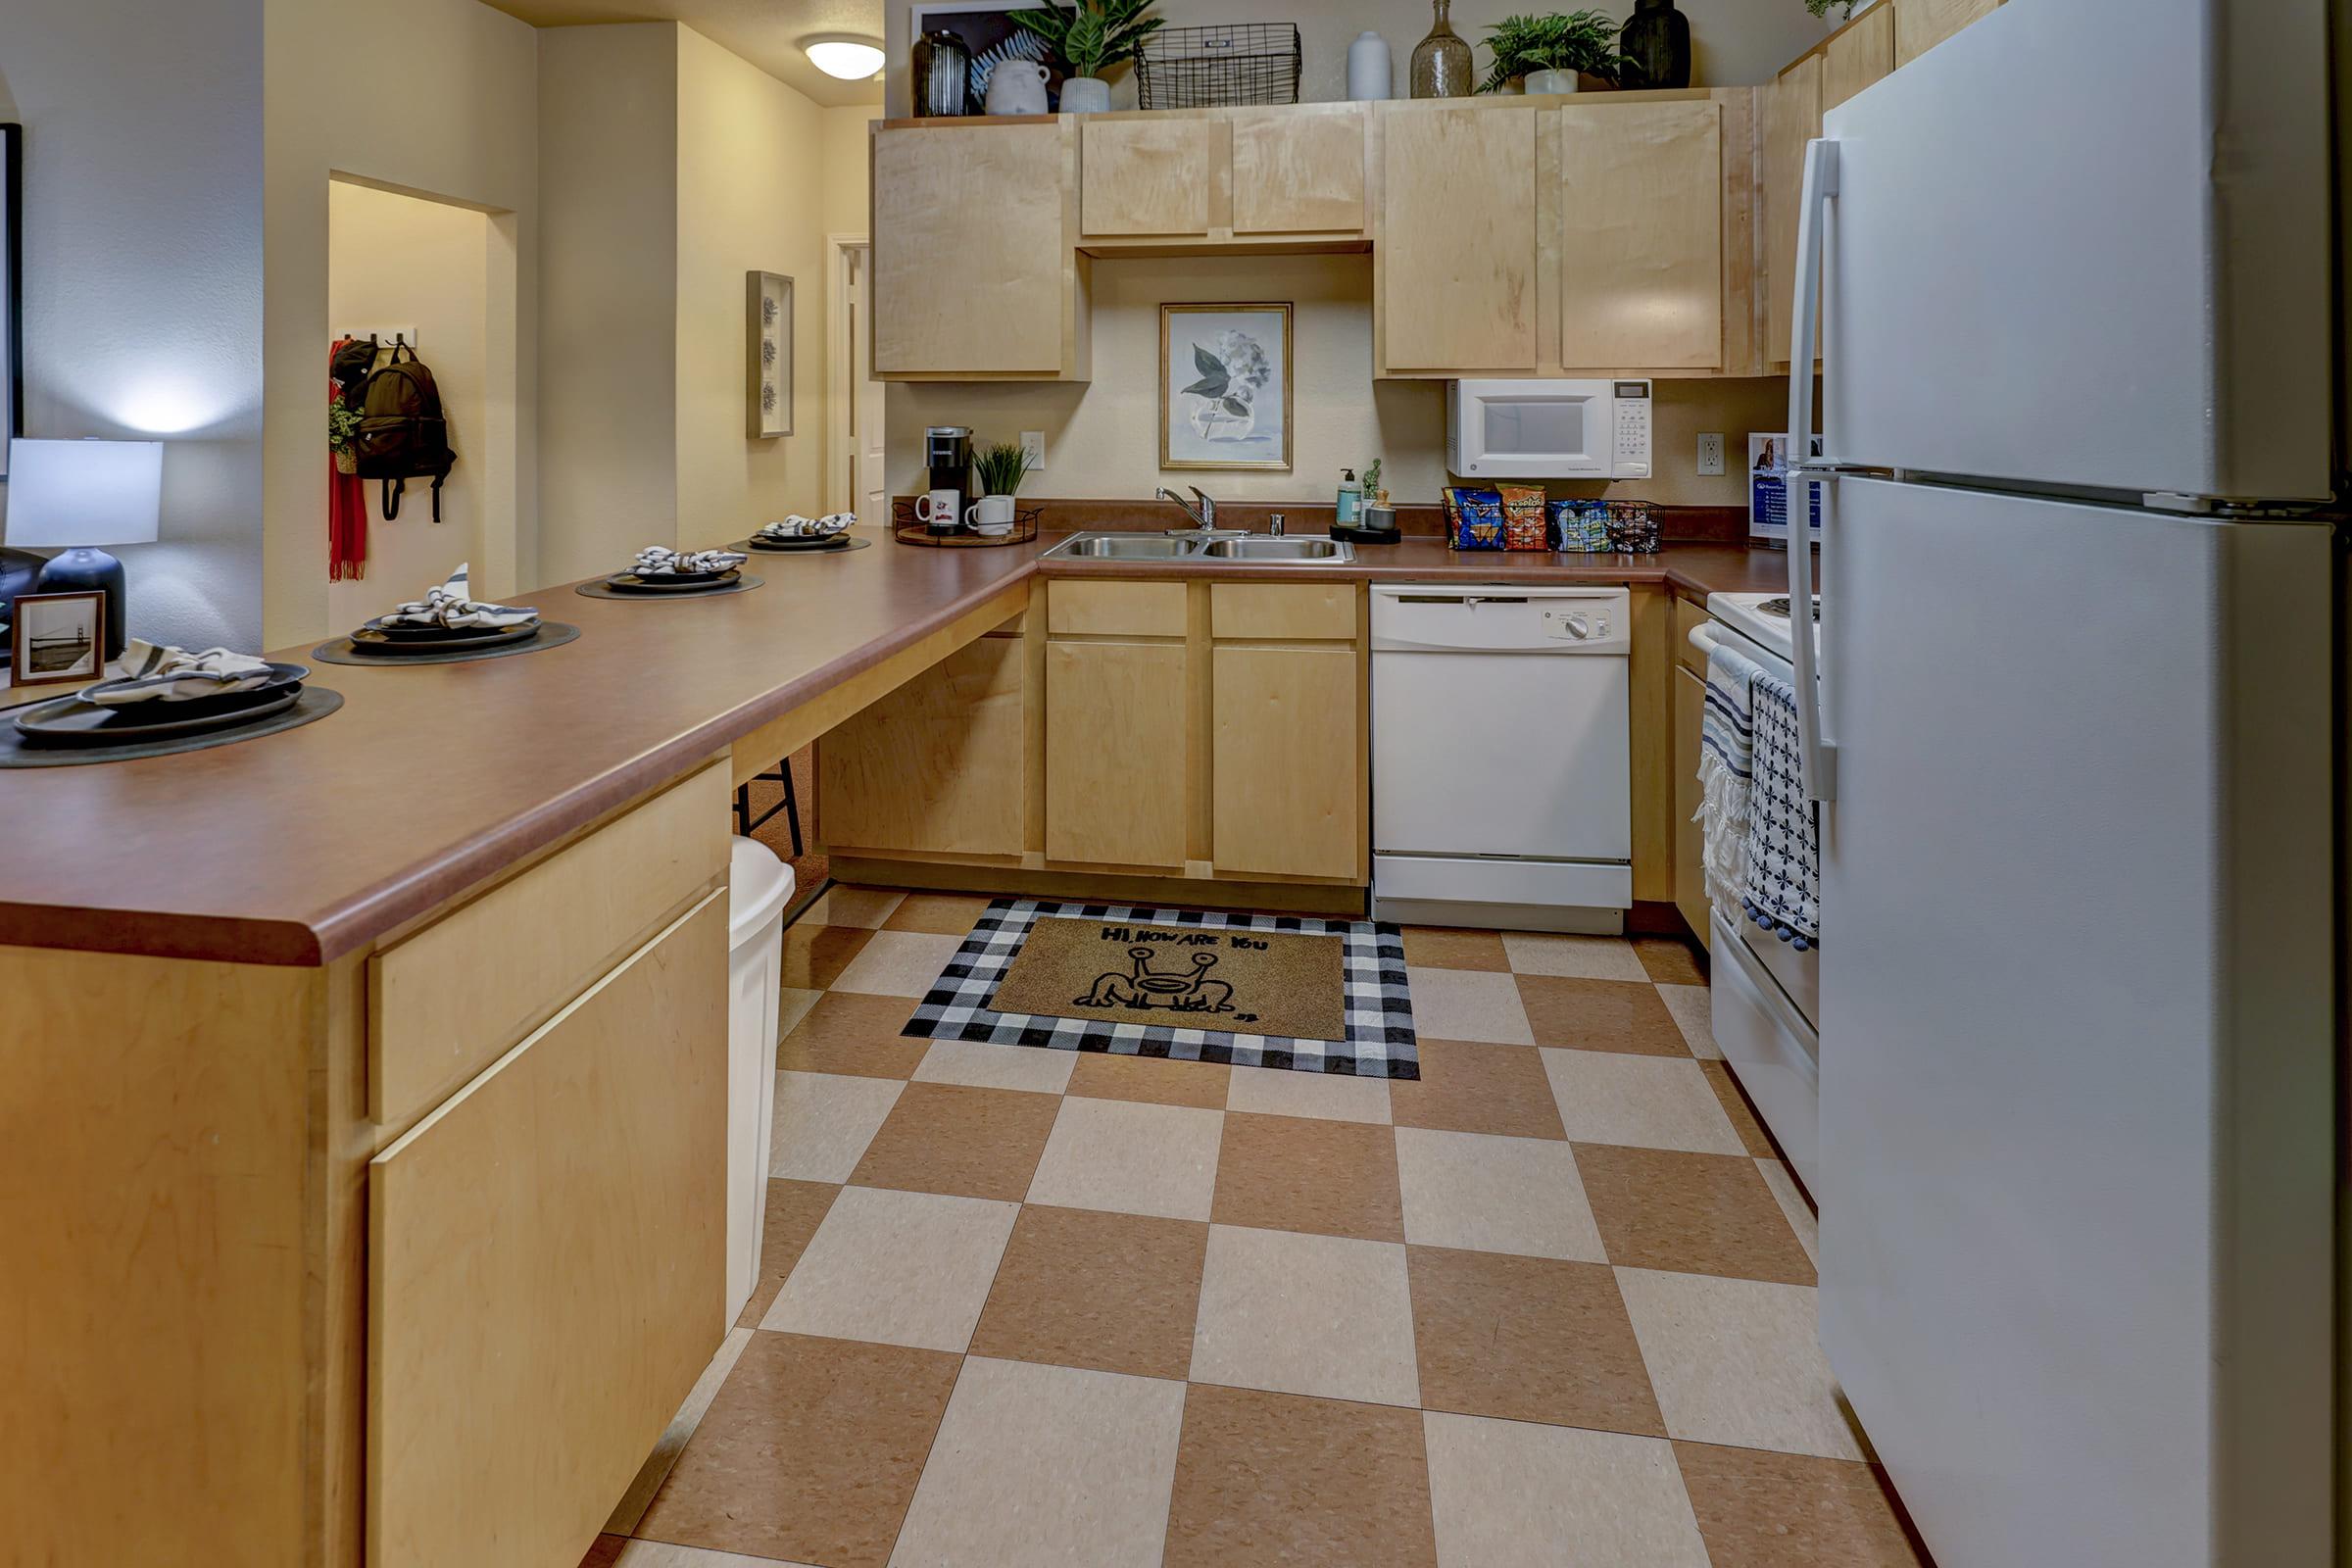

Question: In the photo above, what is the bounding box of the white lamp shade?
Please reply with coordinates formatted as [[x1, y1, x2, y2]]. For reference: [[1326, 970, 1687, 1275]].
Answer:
[[6, 438, 164, 548]]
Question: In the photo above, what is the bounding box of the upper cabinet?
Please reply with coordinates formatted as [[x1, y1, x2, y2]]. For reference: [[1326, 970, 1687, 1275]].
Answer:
[[1081, 116, 1224, 239], [1893, 0, 2000, 69], [1079, 103, 1369, 246], [1374, 103, 1542, 375], [1821, 1, 1895, 111], [1762, 56, 1821, 371], [1232, 104, 1368, 235], [1557, 97, 1724, 371]]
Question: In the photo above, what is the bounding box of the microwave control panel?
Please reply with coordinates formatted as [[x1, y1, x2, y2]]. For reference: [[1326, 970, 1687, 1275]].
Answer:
[[1611, 380, 1652, 478]]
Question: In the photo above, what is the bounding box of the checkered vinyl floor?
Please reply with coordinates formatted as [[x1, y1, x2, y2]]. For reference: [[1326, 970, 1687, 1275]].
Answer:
[[581, 888, 1932, 1568]]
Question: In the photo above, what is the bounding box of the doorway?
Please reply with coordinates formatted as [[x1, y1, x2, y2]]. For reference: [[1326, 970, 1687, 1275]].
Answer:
[[829, 236, 887, 526]]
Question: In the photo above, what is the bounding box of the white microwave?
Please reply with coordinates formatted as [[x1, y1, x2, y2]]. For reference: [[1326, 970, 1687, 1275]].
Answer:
[[1446, 378, 1652, 480]]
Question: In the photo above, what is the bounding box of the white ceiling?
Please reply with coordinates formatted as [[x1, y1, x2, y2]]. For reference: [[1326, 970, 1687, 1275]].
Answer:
[[485, 0, 888, 109]]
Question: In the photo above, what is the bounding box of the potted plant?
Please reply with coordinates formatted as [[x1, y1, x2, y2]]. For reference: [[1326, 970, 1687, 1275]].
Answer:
[[1478, 11, 1628, 94], [1012, 0, 1164, 113], [970, 440, 1031, 534]]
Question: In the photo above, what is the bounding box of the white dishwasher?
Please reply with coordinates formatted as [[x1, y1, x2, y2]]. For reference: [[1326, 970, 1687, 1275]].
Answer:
[[1370, 584, 1631, 932]]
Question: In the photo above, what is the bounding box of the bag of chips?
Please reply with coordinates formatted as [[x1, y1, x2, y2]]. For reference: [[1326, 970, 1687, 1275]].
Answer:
[[1444, 486, 1507, 550], [1547, 498, 1612, 552], [1498, 485, 1548, 551], [1605, 500, 1659, 554]]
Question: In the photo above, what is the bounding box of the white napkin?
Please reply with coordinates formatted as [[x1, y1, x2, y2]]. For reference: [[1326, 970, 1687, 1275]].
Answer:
[[755, 513, 854, 541], [380, 564, 539, 629], [633, 545, 747, 576], [85, 640, 275, 706]]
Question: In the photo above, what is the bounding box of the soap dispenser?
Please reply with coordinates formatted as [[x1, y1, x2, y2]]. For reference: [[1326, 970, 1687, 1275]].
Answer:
[[1337, 467, 1363, 525]]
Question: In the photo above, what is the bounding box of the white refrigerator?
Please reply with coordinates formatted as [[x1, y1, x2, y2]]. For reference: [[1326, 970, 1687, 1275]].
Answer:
[[1786, 1, 2340, 1564]]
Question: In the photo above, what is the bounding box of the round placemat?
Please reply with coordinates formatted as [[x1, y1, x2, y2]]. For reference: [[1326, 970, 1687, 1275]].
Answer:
[[0, 687, 345, 768], [731, 536, 871, 556], [311, 621, 583, 666], [574, 574, 765, 602]]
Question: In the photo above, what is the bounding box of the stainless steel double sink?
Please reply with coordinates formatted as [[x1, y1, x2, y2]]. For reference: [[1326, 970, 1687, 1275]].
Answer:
[[1040, 532, 1357, 564]]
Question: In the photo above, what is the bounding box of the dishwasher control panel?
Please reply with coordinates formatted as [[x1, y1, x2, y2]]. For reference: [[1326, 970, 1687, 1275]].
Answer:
[[1371, 585, 1631, 657], [1542, 605, 1611, 643]]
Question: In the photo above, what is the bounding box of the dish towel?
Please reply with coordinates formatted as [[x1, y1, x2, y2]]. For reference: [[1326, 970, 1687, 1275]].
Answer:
[[380, 564, 539, 630], [1695, 639, 1762, 911], [633, 546, 747, 575], [755, 514, 854, 541], [1741, 672, 1822, 951], [86, 640, 274, 706]]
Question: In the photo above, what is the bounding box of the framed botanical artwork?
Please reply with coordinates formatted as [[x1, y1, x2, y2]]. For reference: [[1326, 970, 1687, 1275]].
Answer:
[[1160, 303, 1292, 471], [749, 270, 793, 438], [10, 590, 105, 686]]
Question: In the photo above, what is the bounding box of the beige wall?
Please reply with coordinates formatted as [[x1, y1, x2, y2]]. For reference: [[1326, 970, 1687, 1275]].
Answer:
[[823, 105, 877, 237]]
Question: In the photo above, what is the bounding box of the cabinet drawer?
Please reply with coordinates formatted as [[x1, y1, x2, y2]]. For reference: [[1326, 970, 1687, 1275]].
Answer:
[[1210, 582, 1357, 642], [368, 891, 729, 1568], [1672, 596, 1710, 676], [1048, 579, 1188, 639], [368, 761, 728, 1127]]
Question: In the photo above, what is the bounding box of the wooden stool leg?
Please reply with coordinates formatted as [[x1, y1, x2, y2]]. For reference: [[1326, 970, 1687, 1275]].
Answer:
[[780, 759, 805, 857]]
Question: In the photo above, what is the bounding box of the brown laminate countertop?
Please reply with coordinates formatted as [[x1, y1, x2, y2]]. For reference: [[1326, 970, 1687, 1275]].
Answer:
[[0, 532, 1794, 965]]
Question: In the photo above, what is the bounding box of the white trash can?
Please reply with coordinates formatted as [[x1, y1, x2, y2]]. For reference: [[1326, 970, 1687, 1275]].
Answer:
[[725, 835, 795, 1324]]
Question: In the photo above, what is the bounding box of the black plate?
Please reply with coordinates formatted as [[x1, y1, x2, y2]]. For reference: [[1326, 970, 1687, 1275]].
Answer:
[[76, 661, 311, 719], [16, 685, 302, 746], [351, 620, 539, 654], [625, 565, 733, 584], [747, 533, 852, 552], [604, 570, 742, 593]]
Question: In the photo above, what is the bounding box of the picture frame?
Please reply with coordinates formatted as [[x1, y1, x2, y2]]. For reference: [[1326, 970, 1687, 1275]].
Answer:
[[10, 590, 106, 687], [2, 123, 23, 480], [1160, 303, 1293, 472], [749, 270, 793, 439]]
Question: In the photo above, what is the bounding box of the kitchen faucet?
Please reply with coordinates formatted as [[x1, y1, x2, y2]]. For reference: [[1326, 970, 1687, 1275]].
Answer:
[[1156, 486, 1241, 539]]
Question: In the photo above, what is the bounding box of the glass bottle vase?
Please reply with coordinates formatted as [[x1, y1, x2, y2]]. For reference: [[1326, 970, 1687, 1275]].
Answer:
[[1409, 0, 1475, 98]]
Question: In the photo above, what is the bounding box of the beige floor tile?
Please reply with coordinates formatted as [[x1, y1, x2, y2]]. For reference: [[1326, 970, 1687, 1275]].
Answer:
[[1066, 1050, 1232, 1108], [760, 1185, 1017, 1351], [829, 930, 965, 999], [1674, 1442, 1930, 1567], [1542, 1050, 1745, 1155], [1390, 1040, 1567, 1141], [1396, 1127, 1604, 1260], [1575, 1144, 1814, 1286], [888, 1357, 1186, 1568], [970, 1205, 1210, 1381], [1501, 931, 1649, 981], [769, 1070, 904, 1181], [805, 886, 906, 929], [1655, 983, 1719, 1058], [736, 1179, 840, 1329], [1226, 1063, 1394, 1123], [603, 1327, 757, 1535], [848, 1082, 1060, 1201], [881, 891, 995, 935], [1634, 936, 1708, 986], [1616, 1267, 1867, 1460], [911, 1038, 1076, 1094], [1408, 1248, 1662, 1435], [1211, 1113, 1404, 1243], [776, 985, 823, 1039], [1165, 1385, 1438, 1568], [1400, 926, 1511, 971], [616, 1535, 821, 1566], [1757, 1158, 1819, 1266], [1406, 966, 1536, 1046], [1519, 976, 1691, 1056], [779, 923, 877, 989], [1025, 1096, 1224, 1221], [1425, 1412, 1708, 1568], [1191, 1224, 1420, 1406], [776, 992, 931, 1080]]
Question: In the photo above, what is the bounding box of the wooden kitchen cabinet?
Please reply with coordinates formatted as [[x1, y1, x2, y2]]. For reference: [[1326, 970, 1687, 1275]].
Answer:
[[1078, 104, 1369, 247], [819, 631, 1028, 859], [1232, 104, 1367, 235], [1821, 0, 1895, 110], [1556, 97, 1724, 370], [1893, 0, 2000, 68], [1763, 54, 1822, 370], [1211, 644, 1362, 882], [1045, 638, 1190, 869], [1081, 116, 1223, 238], [1375, 101, 1542, 374], [1672, 662, 1711, 947]]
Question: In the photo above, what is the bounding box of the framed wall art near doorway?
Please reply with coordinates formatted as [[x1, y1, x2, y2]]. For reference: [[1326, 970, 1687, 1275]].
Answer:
[[1160, 302, 1292, 471], [749, 270, 794, 438]]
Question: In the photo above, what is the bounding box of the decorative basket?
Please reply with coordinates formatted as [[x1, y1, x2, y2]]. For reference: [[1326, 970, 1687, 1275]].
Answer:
[[1136, 23, 1301, 109]]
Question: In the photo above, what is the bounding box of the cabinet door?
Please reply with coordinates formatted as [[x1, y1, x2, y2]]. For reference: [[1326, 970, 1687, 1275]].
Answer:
[[819, 634, 1026, 858], [1763, 55, 1822, 369], [368, 893, 728, 1568], [1821, 1, 1895, 111], [1045, 640, 1188, 868], [1672, 663, 1710, 947], [1233, 104, 1367, 235], [1378, 104, 1540, 373], [1211, 645, 1361, 881], [1558, 98, 1722, 370], [1893, 0, 2000, 69], [873, 122, 1076, 375], [1082, 117, 1222, 238]]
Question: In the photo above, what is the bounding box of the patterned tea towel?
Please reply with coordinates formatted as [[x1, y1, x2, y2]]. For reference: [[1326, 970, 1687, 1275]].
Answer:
[[85, 641, 274, 706], [1695, 639, 1763, 909], [755, 513, 854, 541], [1741, 672, 1821, 950], [633, 546, 746, 575], [380, 564, 539, 629]]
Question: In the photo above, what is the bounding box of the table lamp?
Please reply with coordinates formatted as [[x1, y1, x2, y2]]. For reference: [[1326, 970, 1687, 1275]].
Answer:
[[7, 438, 163, 662]]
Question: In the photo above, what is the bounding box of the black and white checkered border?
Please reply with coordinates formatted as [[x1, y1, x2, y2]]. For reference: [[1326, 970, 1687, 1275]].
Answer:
[[903, 899, 1419, 1079]]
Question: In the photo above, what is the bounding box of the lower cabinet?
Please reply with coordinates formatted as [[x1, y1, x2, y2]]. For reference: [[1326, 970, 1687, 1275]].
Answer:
[[1672, 662, 1710, 946], [819, 633, 1027, 859], [1211, 644, 1362, 882], [1044, 638, 1190, 869]]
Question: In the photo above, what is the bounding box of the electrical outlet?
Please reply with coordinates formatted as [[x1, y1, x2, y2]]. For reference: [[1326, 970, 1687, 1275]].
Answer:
[[1695, 432, 1726, 476], [1021, 430, 1046, 471]]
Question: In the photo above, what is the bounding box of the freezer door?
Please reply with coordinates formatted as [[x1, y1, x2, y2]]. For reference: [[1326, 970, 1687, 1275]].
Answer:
[[1814, 477, 2333, 1565], [1818, 0, 2332, 502]]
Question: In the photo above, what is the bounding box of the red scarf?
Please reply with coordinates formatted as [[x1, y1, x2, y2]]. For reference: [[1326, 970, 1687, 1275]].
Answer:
[[328, 338, 368, 581]]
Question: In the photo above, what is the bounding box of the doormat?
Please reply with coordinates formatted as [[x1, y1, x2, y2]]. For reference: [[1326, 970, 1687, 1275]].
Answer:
[[905, 900, 1418, 1078]]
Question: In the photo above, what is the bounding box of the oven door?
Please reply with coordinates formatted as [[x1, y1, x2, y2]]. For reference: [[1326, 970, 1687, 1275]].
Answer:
[[1451, 380, 1613, 480]]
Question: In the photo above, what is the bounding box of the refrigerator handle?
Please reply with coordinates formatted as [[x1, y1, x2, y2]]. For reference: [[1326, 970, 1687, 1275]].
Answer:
[[1787, 136, 1838, 803]]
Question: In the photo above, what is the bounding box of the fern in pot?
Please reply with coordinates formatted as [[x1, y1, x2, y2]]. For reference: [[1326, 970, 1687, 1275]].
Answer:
[[969, 441, 1031, 534], [1012, 0, 1163, 113], [1479, 10, 1629, 95]]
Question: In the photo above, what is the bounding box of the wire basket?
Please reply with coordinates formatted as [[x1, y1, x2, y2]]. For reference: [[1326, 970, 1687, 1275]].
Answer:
[[1135, 23, 1301, 109]]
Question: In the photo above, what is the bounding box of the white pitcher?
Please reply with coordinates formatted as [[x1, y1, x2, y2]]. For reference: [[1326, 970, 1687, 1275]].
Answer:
[[985, 60, 1050, 116]]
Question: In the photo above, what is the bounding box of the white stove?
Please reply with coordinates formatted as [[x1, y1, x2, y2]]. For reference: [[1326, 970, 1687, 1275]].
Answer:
[[1705, 591, 1819, 662]]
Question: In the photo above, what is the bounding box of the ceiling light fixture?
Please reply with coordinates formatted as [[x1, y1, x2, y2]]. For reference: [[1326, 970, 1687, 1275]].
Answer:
[[805, 36, 886, 79]]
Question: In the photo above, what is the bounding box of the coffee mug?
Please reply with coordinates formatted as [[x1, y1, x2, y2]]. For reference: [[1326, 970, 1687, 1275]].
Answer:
[[914, 489, 962, 528], [965, 494, 1016, 535]]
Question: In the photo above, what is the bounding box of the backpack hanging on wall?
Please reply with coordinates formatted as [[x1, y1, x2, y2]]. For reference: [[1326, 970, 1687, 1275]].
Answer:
[[351, 343, 455, 521]]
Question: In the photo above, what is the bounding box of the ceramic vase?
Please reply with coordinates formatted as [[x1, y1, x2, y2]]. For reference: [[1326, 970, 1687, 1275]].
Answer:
[[1408, 0, 1474, 98], [984, 59, 1050, 115], [1058, 74, 1110, 113], [1525, 68, 1578, 93], [1620, 0, 1692, 89], [1348, 30, 1393, 101]]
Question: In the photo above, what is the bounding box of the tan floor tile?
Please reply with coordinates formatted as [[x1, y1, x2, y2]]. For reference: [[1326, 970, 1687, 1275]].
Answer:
[[1390, 1040, 1566, 1141], [605, 1327, 757, 1534], [1164, 1385, 1438, 1568], [1634, 935, 1708, 986], [1500, 931, 1649, 981], [1542, 1050, 1745, 1154], [769, 1070, 903, 1181], [1575, 1144, 1814, 1285], [1518, 975, 1691, 1056], [1026, 1096, 1224, 1221], [805, 885, 907, 928], [1424, 1412, 1708, 1568], [1191, 1224, 1420, 1406], [849, 1082, 1061, 1201], [1408, 1247, 1662, 1435], [911, 1038, 1076, 1094], [1701, 1061, 1778, 1157], [829, 930, 965, 999], [1401, 926, 1510, 971], [1616, 1267, 1866, 1459], [780, 923, 876, 990], [776, 985, 823, 1040], [615, 1542, 823, 1567], [775, 992, 930, 1079], [881, 891, 995, 935], [760, 1185, 1017, 1351], [888, 1357, 1186, 1568], [1396, 1127, 1603, 1260], [635, 1331, 958, 1568], [1066, 1050, 1232, 1108], [1674, 1443, 1931, 1567], [736, 1179, 840, 1328], [1210, 1112, 1404, 1243], [1225, 1063, 1394, 1123], [1655, 982, 1719, 1058], [970, 1205, 1209, 1380], [1757, 1158, 1819, 1266], [1407, 966, 1536, 1046]]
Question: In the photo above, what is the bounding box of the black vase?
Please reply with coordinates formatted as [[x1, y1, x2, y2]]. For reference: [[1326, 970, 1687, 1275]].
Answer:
[[1619, 0, 1691, 89]]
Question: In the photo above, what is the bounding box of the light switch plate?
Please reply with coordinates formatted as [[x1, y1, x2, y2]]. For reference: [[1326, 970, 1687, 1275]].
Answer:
[[1695, 432, 1726, 476], [1021, 430, 1046, 471]]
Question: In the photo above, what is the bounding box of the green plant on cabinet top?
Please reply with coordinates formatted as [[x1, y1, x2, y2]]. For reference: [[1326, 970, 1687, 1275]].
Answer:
[[1477, 10, 1630, 92], [1012, 0, 1164, 80]]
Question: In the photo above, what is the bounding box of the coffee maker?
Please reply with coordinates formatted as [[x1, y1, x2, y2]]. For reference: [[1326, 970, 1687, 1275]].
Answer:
[[923, 425, 975, 535]]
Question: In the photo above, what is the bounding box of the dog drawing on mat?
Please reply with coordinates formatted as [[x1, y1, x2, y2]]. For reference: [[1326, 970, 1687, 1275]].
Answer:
[[1077, 946, 1238, 1016]]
